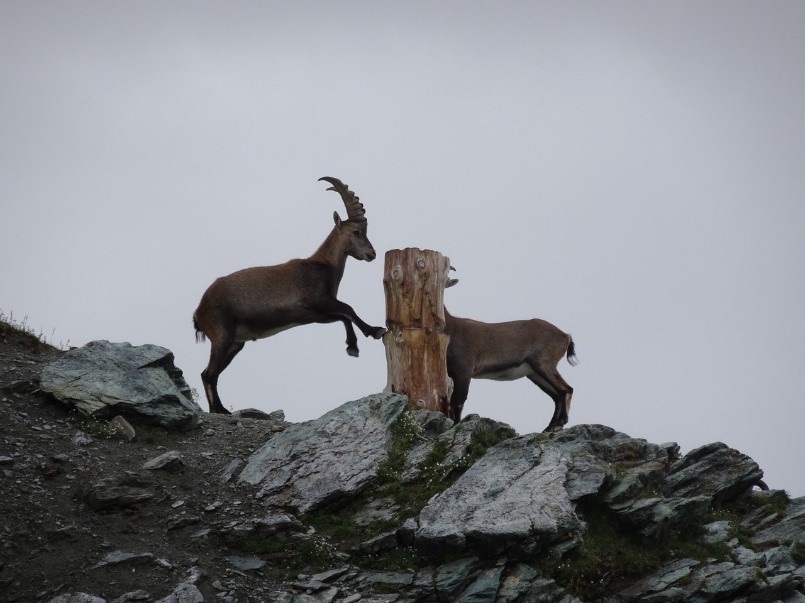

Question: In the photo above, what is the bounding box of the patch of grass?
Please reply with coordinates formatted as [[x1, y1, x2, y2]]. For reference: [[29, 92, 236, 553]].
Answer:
[[222, 532, 337, 575], [758, 490, 791, 516], [69, 409, 118, 439], [727, 523, 756, 548], [376, 409, 422, 485], [454, 422, 518, 473], [534, 502, 732, 600], [305, 504, 397, 548], [304, 415, 518, 570], [719, 490, 790, 518], [385, 420, 516, 522]]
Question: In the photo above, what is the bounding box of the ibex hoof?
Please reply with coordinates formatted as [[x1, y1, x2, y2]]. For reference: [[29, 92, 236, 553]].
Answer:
[[347, 346, 360, 358], [543, 424, 563, 433], [371, 327, 387, 339]]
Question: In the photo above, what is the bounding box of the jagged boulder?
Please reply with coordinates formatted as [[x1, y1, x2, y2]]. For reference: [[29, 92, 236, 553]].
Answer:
[[40, 340, 202, 430], [414, 435, 591, 556], [411, 424, 769, 558], [666, 441, 763, 504], [238, 393, 408, 513]]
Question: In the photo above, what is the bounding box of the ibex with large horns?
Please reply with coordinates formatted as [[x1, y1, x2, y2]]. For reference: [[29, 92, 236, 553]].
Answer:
[[444, 306, 578, 432], [193, 177, 386, 414]]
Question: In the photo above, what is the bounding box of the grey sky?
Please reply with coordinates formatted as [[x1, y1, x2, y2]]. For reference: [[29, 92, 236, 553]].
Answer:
[[2, 2, 803, 495]]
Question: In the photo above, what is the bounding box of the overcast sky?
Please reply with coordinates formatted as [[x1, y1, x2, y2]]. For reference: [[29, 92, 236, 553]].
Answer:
[[2, 2, 803, 496]]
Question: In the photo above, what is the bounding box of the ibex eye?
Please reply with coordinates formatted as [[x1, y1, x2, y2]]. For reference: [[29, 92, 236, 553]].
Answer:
[[353, 230, 360, 236]]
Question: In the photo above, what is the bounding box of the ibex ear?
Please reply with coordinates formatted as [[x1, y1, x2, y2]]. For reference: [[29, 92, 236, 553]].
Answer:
[[333, 211, 342, 228]]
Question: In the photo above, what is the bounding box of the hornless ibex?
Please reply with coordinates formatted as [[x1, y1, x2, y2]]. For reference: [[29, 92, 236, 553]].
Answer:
[[193, 177, 386, 414], [444, 307, 578, 432]]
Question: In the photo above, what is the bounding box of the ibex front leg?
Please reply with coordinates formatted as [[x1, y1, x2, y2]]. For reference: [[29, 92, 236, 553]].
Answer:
[[314, 299, 386, 357]]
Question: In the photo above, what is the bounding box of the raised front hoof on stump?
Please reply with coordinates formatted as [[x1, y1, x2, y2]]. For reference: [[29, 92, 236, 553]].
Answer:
[[347, 346, 360, 357], [371, 327, 387, 339]]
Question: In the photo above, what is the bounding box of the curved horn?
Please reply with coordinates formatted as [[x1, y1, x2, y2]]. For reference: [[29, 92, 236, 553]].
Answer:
[[318, 176, 366, 221]]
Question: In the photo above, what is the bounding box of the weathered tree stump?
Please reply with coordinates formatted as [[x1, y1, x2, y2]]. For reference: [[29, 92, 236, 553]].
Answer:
[[383, 248, 454, 416]]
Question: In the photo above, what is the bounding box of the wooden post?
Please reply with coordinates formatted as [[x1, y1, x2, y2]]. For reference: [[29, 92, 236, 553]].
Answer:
[[383, 248, 453, 417]]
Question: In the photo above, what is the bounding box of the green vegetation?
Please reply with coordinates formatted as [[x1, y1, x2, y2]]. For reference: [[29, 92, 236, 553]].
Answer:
[[376, 409, 422, 485], [535, 502, 732, 600], [221, 532, 337, 575], [704, 490, 791, 539], [68, 408, 119, 439], [299, 412, 516, 572]]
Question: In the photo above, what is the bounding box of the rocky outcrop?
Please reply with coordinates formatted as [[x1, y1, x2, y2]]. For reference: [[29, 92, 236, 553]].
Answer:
[[40, 340, 202, 430], [414, 436, 585, 556], [238, 393, 408, 513], [4, 332, 802, 603]]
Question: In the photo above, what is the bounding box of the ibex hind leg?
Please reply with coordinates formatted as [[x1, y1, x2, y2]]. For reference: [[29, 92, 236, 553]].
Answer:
[[527, 368, 573, 433], [201, 339, 244, 414]]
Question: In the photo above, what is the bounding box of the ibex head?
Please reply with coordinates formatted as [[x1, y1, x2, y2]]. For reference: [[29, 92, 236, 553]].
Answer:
[[319, 176, 377, 262]]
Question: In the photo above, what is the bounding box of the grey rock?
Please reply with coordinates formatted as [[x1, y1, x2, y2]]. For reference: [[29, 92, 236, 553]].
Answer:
[[82, 474, 155, 510], [275, 588, 339, 603], [611, 495, 711, 538], [701, 520, 733, 543], [667, 442, 763, 504], [411, 407, 454, 437], [753, 496, 805, 546], [415, 437, 582, 555], [496, 563, 538, 603], [111, 591, 151, 603], [142, 450, 184, 471], [220, 510, 306, 537], [454, 565, 504, 602], [154, 567, 204, 603], [0, 455, 15, 465], [311, 566, 350, 583], [47, 595, 107, 603], [355, 529, 399, 554], [352, 496, 399, 526], [154, 583, 203, 603], [239, 393, 408, 513], [397, 517, 419, 547], [73, 431, 93, 446], [434, 558, 480, 599], [504, 576, 579, 603], [362, 570, 415, 587], [220, 458, 244, 483], [225, 554, 266, 571], [617, 558, 699, 600], [110, 415, 136, 441], [696, 563, 757, 599], [41, 341, 202, 430], [92, 550, 155, 569]]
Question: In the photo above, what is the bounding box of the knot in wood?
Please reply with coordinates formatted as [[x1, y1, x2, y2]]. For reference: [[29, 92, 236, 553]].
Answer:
[[416, 258, 426, 269], [391, 265, 403, 281]]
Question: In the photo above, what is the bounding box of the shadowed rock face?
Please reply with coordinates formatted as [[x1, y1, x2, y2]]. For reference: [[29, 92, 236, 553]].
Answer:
[[40, 340, 202, 430]]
